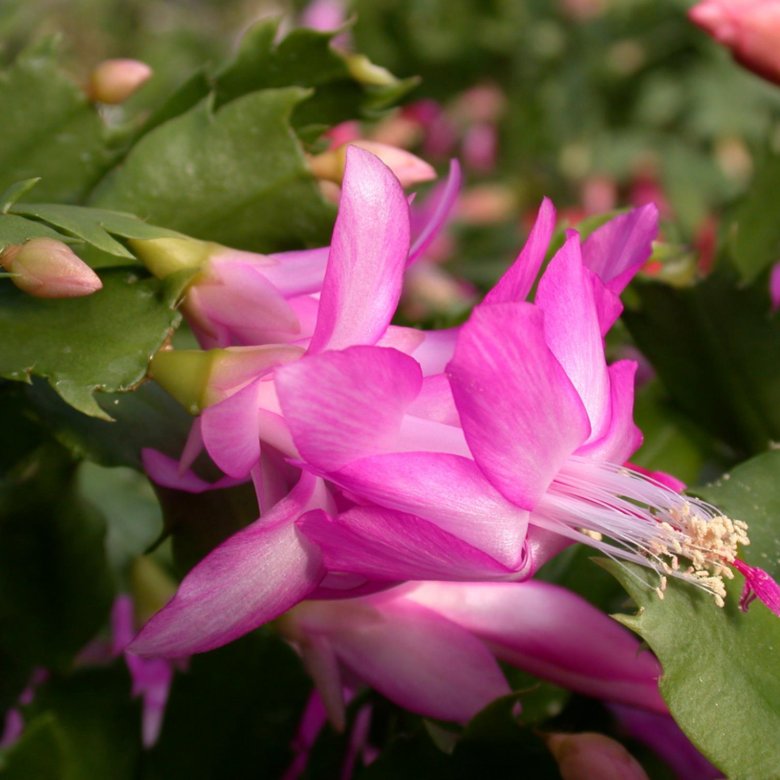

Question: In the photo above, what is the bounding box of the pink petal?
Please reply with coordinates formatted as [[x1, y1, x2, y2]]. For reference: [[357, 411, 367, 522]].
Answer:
[[407, 327, 460, 376], [261, 247, 330, 296], [200, 378, 265, 478], [408, 159, 462, 265], [376, 324, 426, 355], [299, 506, 517, 581], [129, 475, 326, 657], [332, 452, 528, 566], [484, 197, 556, 304], [447, 303, 591, 510], [406, 373, 459, 425], [276, 346, 422, 471], [197, 261, 300, 336], [297, 598, 510, 723], [575, 359, 642, 464], [535, 232, 611, 442], [309, 147, 411, 352], [407, 581, 666, 713], [141, 448, 245, 493], [520, 524, 574, 577], [581, 204, 659, 294]]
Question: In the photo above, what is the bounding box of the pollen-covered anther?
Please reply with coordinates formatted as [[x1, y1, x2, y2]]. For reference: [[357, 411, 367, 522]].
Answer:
[[648, 504, 750, 607]]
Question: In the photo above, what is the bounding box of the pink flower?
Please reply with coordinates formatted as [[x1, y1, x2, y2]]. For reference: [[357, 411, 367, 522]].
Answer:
[[276, 200, 780, 615], [277, 579, 663, 731], [689, 0, 780, 86], [111, 595, 178, 747]]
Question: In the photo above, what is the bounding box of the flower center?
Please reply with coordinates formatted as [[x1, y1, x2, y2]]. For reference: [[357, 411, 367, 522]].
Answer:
[[532, 456, 750, 607]]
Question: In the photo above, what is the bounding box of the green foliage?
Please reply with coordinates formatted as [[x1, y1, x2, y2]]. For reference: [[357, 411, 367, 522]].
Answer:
[[632, 380, 709, 485], [0, 42, 113, 204], [2, 668, 142, 780], [21, 380, 193, 470], [213, 20, 418, 130], [7, 203, 181, 260], [0, 445, 114, 710], [730, 148, 780, 283], [91, 89, 336, 252], [0, 214, 70, 248], [0, 268, 188, 418], [606, 452, 780, 780], [0, 714, 67, 779], [143, 631, 310, 780], [359, 695, 561, 779], [623, 271, 780, 458]]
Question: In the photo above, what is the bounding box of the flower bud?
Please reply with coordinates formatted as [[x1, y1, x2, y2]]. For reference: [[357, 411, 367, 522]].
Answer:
[[0, 238, 102, 298], [546, 732, 650, 780], [344, 54, 396, 86], [129, 236, 214, 279], [150, 344, 304, 413], [309, 141, 435, 188], [689, 1, 780, 86], [88, 58, 153, 104]]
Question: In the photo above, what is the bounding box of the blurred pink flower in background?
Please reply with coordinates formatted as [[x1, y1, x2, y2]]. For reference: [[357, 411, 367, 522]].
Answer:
[[690, 0, 780, 86]]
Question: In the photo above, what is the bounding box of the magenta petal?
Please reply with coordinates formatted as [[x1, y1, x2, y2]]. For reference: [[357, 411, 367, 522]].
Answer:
[[200, 378, 264, 478], [771, 262, 780, 312], [535, 232, 611, 441], [303, 598, 509, 723], [276, 346, 422, 470], [333, 452, 528, 566], [448, 303, 591, 510], [141, 449, 244, 493], [407, 581, 666, 713], [610, 704, 722, 780], [484, 197, 556, 304], [129, 475, 326, 657], [590, 275, 623, 336], [581, 204, 659, 293], [575, 360, 642, 464], [408, 159, 462, 265], [309, 147, 411, 352], [299, 506, 516, 581], [733, 559, 780, 616]]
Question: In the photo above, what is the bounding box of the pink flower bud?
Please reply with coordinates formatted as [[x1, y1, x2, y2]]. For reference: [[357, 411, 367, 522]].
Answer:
[[88, 58, 153, 104], [546, 732, 650, 780], [0, 238, 102, 298], [309, 141, 436, 188], [689, 1, 780, 86]]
